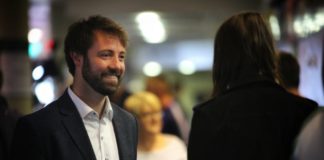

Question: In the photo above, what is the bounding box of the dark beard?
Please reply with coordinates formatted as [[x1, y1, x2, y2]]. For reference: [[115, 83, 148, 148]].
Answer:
[[82, 56, 122, 96]]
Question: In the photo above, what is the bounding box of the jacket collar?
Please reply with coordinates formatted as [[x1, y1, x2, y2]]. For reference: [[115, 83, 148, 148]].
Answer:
[[221, 75, 284, 95], [58, 90, 97, 160], [194, 76, 284, 112], [111, 104, 132, 160], [59, 90, 131, 160]]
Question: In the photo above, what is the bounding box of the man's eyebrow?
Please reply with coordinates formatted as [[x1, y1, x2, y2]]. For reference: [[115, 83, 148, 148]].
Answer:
[[97, 49, 126, 54], [98, 49, 112, 53]]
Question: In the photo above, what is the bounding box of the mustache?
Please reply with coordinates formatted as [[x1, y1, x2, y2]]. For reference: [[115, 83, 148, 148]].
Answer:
[[101, 69, 121, 79]]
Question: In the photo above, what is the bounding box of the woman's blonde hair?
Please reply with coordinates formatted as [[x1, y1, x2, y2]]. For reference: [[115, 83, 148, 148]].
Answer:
[[124, 91, 162, 116]]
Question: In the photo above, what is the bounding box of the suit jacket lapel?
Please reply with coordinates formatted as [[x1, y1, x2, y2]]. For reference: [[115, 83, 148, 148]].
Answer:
[[58, 91, 96, 160], [112, 105, 129, 160]]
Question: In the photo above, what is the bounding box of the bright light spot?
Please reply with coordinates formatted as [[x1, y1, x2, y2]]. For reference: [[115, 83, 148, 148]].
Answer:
[[136, 12, 159, 23], [28, 28, 43, 43], [34, 77, 55, 105], [304, 14, 320, 33], [178, 60, 196, 75], [294, 20, 305, 37], [136, 11, 166, 43], [143, 61, 162, 77], [32, 65, 45, 81], [294, 10, 324, 38], [269, 15, 281, 40], [315, 10, 324, 27], [315, 14, 324, 27]]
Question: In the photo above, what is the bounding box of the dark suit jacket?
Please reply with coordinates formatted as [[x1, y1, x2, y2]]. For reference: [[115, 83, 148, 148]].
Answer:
[[10, 90, 138, 160], [0, 96, 20, 160], [188, 79, 318, 160]]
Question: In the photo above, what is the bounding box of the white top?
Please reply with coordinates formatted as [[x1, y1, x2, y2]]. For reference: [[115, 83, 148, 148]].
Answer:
[[68, 88, 119, 160], [137, 134, 187, 160]]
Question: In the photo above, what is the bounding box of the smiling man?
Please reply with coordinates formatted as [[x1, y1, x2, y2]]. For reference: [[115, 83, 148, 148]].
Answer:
[[10, 15, 138, 160]]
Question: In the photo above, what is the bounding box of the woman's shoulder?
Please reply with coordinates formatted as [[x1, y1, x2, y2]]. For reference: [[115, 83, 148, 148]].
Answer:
[[163, 134, 186, 148], [162, 134, 187, 158]]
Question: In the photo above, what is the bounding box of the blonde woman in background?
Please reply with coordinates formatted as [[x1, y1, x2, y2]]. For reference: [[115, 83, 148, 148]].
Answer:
[[124, 91, 187, 160]]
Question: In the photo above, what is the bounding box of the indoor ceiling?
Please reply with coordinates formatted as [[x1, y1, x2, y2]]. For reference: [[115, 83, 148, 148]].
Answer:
[[49, 0, 267, 74], [52, 0, 266, 46]]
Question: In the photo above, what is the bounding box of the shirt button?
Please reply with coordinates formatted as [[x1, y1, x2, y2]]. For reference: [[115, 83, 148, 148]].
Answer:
[[101, 136, 104, 140]]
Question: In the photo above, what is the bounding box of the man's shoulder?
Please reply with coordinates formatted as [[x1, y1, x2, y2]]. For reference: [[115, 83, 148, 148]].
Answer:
[[18, 94, 69, 127], [25, 90, 72, 121], [15, 96, 74, 136], [21, 101, 59, 122]]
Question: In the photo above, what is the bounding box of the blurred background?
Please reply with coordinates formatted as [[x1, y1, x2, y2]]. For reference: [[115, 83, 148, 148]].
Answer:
[[0, 0, 324, 120]]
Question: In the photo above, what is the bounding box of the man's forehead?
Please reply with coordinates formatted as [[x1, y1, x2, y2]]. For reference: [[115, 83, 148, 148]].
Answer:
[[93, 30, 125, 47]]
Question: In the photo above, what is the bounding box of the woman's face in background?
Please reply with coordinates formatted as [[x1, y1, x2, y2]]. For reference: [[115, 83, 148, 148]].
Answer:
[[138, 104, 163, 135]]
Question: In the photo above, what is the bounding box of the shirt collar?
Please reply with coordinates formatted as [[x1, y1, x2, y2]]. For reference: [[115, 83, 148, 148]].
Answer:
[[67, 87, 114, 120]]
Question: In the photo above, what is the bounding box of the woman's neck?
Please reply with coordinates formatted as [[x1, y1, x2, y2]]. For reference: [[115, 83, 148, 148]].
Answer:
[[287, 87, 301, 97], [138, 133, 165, 151]]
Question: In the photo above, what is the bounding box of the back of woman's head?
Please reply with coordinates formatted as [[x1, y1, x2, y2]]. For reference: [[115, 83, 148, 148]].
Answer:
[[212, 12, 277, 96]]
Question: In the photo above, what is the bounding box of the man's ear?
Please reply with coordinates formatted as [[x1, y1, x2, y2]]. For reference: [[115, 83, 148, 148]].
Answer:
[[70, 52, 83, 67]]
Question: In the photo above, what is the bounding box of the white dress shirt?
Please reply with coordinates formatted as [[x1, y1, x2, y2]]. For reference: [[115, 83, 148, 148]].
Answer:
[[68, 88, 120, 160]]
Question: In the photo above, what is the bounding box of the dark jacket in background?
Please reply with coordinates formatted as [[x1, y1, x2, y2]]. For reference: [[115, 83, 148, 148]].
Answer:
[[0, 96, 19, 160], [188, 79, 317, 160], [10, 90, 138, 160]]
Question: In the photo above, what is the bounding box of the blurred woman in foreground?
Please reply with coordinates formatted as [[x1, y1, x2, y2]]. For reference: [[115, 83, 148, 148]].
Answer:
[[188, 12, 317, 160]]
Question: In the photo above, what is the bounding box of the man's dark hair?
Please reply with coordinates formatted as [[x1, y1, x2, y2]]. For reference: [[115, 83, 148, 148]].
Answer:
[[64, 15, 128, 75], [212, 12, 277, 96], [277, 52, 300, 89]]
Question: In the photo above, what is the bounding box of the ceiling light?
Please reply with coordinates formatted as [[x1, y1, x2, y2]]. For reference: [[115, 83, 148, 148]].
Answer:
[[178, 60, 196, 75], [143, 61, 162, 77], [28, 28, 43, 43], [136, 11, 166, 43]]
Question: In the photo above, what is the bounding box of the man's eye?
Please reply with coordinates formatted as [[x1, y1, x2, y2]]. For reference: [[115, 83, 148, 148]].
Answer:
[[119, 55, 125, 61], [100, 52, 112, 57]]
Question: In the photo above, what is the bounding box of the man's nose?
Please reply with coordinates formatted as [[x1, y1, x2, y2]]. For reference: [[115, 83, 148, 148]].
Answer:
[[108, 55, 123, 70]]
